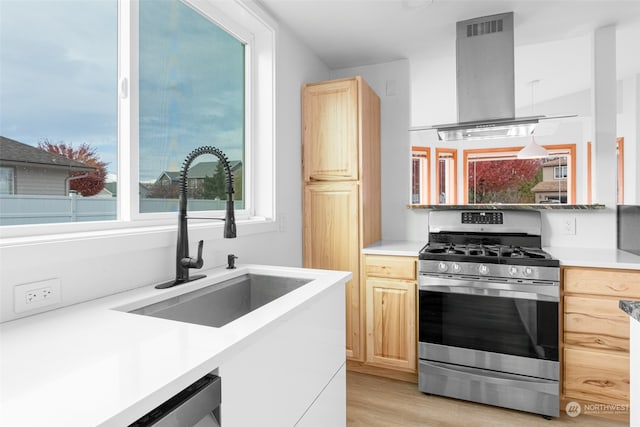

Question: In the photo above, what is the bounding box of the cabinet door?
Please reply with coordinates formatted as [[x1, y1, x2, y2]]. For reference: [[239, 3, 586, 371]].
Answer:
[[564, 347, 629, 404], [302, 78, 359, 182], [303, 182, 361, 360], [365, 277, 416, 372]]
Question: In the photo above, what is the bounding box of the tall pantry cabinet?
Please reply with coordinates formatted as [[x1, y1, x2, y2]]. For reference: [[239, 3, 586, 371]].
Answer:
[[302, 76, 381, 361]]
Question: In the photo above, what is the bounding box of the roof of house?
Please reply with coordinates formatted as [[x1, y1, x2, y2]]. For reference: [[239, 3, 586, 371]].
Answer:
[[541, 158, 567, 167], [187, 161, 242, 178], [155, 160, 243, 183], [156, 171, 181, 183], [531, 180, 568, 193], [0, 136, 95, 171]]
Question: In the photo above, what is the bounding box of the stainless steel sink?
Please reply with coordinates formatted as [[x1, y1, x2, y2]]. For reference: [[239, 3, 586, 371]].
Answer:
[[129, 274, 312, 328]]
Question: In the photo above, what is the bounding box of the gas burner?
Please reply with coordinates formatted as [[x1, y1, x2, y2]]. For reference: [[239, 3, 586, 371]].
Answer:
[[423, 243, 465, 255], [500, 246, 549, 259], [466, 245, 499, 257]]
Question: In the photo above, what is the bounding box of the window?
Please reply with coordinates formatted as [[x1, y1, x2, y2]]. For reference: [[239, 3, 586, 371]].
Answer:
[[587, 137, 623, 204], [0, 0, 274, 232], [436, 148, 457, 204], [0, 167, 15, 195], [617, 137, 624, 204], [554, 165, 567, 180], [411, 147, 429, 205], [0, 0, 117, 225], [138, 0, 246, 214], [464, 145, 575, 205]]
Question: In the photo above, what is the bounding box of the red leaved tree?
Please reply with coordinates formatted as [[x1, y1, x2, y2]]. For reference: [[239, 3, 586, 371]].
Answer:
[[38, 139, 108, 197], [468, 158, 543, 203]]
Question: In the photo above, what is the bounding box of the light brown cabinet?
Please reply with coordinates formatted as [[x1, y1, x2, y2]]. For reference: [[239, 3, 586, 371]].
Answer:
[[302, 76, 381, 361], [562, 266, 640, 422], [364, 255, 417, 373]]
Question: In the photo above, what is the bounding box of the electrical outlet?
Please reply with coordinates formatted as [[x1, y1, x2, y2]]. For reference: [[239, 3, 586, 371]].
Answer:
[[563, 217, 576, 235], [14, 278, 61, 313]]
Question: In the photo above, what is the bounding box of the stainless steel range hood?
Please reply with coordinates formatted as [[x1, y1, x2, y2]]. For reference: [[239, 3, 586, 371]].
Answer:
[[415, 12, 547, 141]]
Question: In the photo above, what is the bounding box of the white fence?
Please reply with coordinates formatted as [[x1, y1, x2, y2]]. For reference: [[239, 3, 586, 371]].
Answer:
[[0, 195, 243, 226]]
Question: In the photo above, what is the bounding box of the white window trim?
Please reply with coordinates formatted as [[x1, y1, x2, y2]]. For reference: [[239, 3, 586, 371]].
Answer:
[[0, 0, 277, 243]]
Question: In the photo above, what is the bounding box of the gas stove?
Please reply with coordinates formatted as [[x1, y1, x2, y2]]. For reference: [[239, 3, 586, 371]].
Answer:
[[419, 210, 559, 279], [418, 209, 561, 418]]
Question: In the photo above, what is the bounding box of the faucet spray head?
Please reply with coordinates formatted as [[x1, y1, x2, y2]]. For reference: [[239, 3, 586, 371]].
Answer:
[[224, 199, 236, 238]]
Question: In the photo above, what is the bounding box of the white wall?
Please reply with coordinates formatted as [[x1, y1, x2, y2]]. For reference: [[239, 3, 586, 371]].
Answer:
[[330, 31, 627, 247], [331, 60, 412, 241], [0, 16, 330, 323]]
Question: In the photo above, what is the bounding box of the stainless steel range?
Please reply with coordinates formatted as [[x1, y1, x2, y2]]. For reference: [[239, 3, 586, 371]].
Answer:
[[418, 210, 560, 418]]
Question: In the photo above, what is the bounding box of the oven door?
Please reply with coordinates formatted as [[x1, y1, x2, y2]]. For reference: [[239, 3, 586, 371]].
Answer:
[[419, 274, 559, 379]]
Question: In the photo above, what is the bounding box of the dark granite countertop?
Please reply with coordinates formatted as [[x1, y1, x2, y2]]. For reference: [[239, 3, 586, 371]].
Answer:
[[619, 300, 640, 323], [408, 204, 606, 210]]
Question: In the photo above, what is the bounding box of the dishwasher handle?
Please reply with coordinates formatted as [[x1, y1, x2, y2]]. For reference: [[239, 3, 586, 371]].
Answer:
[[129, 374, 221, 427]]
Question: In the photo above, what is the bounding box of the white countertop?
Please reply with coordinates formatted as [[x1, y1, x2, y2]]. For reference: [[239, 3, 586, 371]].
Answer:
[[544, 247, 640, 270], [0, 264, 350, 427], [362, 240, 424, 257]]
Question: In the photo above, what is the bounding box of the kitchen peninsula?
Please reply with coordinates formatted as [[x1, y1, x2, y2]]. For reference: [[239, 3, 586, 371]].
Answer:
[[0, 264, 350, 427]]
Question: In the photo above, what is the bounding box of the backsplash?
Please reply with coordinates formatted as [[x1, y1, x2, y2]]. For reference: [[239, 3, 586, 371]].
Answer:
[[618, 205, 640, 255]]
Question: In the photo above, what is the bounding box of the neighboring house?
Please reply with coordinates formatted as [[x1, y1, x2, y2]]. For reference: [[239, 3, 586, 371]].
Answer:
[[154, 160, 243, 195], [155, 171, 181, 187], [531, 158, 568, 203], [0, 136, 95, 196]]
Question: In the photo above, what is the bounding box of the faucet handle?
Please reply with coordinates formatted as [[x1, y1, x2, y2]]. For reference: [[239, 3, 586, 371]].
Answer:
[[195, 240, 204, 268], [181, 240, 204, 269]]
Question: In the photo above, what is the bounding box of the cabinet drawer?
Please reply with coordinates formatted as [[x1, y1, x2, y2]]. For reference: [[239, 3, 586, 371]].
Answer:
[[564, 267, 640, 298], [364, 255, 416, 280], [564, 295, 629, 352], [564, 347, 629, 404]]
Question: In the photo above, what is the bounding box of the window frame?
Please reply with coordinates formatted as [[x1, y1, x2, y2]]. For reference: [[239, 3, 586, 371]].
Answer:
[[463, 144, 576, 205], [0, 166, 16, 195], [0, 0, 276, 241], [435, 148, 457, 205], [554, 165, 568, 180], [410, 146, 429, 205]]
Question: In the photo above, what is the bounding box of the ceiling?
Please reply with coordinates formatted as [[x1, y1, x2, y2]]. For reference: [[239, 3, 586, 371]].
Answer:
[[257, 0, 640, 73]]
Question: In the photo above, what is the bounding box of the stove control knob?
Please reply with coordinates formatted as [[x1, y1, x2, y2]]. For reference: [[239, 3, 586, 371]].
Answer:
[[478, 264, 489, 275], [452, 263, 461, 273], [437, 262, 448, 272], [524, 267, 534, 277], [508, 266, 519, 276]]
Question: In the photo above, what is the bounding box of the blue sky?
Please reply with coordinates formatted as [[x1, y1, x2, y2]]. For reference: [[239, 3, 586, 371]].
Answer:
[[0, 0, 118, 177], [0, 0, 244, 183]]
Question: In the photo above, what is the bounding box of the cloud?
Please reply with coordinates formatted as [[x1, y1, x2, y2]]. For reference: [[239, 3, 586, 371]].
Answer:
[[0, 0, 245, 184]]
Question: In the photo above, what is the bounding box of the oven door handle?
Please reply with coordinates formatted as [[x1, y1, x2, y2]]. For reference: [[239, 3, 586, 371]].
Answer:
[[419, 277, 558, 302]]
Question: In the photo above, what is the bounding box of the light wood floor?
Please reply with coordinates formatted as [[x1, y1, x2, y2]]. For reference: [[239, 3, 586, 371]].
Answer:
[[346, 371, 627, 427]]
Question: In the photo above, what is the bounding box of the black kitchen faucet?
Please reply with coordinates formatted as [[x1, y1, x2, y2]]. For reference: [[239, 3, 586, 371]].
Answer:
[[155, 146, 236, 289]]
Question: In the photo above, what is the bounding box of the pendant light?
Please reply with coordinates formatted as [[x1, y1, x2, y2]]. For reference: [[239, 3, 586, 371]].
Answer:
[[518, 135, 549, 159], [518, 80, 548, 159]]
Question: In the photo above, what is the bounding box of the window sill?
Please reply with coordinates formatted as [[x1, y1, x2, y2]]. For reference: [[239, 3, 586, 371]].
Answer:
[[0, 216, 277, 248]]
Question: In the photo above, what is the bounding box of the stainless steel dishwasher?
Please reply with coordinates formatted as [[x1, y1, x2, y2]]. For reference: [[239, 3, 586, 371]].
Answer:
[[129, 374, 221, 427]]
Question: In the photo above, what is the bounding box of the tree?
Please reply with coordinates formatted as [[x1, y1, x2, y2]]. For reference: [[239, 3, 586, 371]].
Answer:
[[468, 158, 542, 203], [38, 139, 108, 197], [203, 161, 227, 200]]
